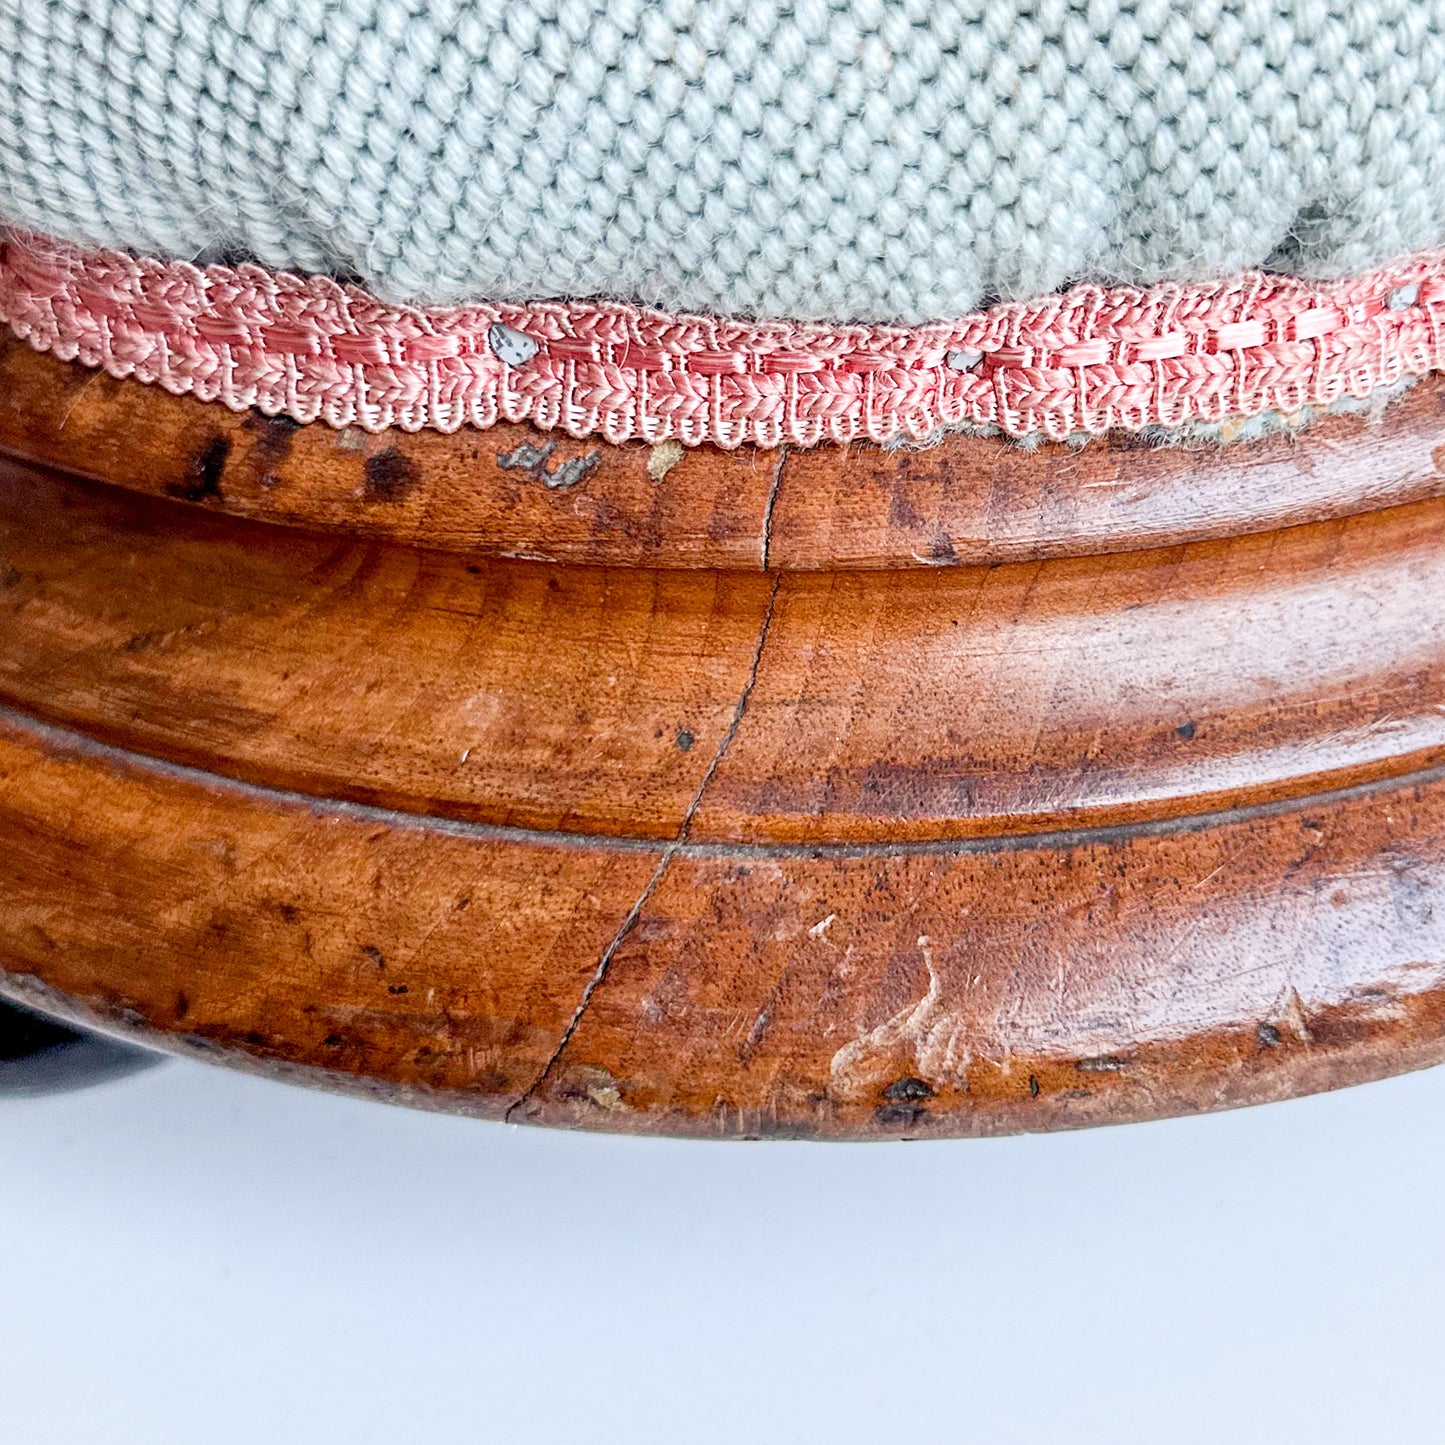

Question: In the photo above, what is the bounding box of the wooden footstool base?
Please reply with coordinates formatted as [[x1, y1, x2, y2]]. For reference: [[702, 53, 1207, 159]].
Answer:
[[5, 334, 1445, 1137]]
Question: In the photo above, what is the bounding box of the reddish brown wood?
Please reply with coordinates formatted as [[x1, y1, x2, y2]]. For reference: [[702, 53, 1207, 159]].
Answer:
[[4, 460, 1445, 844], [8, 332, 1445, 571], [0, 460, 772, 838], [0, 334, 777, 570], [693, 501, 1445, 841], [520, 773, 1445, 1136], [0, 709, 660, 1115], [4, 705, 1445, 1135], [768, 386, 1445, 568], [4, 344, 1445, 1136]]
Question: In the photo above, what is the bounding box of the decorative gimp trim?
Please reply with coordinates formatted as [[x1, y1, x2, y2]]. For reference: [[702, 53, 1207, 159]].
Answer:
[[2, 228, 1443, 449]]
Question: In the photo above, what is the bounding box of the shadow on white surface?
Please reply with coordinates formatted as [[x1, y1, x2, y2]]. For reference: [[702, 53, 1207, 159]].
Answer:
[[2, 1054, 1441, 1444]]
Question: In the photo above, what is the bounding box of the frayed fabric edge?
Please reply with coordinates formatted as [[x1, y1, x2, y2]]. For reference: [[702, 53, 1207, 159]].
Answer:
[[893, 373, 1423, 452]]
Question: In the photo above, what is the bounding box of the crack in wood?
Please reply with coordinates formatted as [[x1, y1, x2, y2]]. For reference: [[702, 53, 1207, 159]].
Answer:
[[504, 573, 784, 1117], [760, 446, 788, 571]]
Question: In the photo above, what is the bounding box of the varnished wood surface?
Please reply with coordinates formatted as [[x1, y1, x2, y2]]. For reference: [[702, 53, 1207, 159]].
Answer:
[[0, 334, 777, 570], [7, 333, 1445, 571], [6, 460, 1445, 845], [5, 706, 1445, 1135], [5, 348, 1445, 1134]]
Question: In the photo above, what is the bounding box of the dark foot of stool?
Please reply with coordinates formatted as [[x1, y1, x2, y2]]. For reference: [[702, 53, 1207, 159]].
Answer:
[[0, 997, 162, 1097]]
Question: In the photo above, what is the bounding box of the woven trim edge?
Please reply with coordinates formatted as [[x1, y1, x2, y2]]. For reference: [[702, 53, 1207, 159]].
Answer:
[[3, 228, 1444, 449]]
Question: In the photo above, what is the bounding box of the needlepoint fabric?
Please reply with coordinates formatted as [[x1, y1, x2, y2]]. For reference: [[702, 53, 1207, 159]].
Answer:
[[4, 0, 1445, 326]]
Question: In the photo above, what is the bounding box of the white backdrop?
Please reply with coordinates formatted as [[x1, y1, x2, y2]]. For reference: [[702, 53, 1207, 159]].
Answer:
[[3, 1054, 1442, 1443]]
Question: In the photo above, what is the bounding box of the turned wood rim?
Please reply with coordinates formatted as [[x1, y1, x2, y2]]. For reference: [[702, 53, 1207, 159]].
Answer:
[[8, 461, 1445, 845], [5, 333, 1445, 570], [8, 703, 1445, 1137], [8, 323, 1445, 1137], [6, 440, 1445, 1136]]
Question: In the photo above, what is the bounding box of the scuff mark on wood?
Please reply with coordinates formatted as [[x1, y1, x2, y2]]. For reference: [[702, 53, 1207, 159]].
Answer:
[[647, 438, 685, 483], [497, 438, 602, 490]]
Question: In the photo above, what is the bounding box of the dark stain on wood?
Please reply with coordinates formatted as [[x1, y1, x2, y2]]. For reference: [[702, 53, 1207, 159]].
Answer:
[[166, 434, 231, 503], [244, 412, 300, 462], [363, 447, 419, 503]]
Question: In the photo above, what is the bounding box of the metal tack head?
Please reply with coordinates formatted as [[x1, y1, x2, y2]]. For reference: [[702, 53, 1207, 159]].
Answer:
[[488, 321, 540, 367], [945, 349, 984, 372]]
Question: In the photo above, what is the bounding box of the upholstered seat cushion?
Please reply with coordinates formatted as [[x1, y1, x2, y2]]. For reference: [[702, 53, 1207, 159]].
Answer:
[[4, 0, 1445, 324]]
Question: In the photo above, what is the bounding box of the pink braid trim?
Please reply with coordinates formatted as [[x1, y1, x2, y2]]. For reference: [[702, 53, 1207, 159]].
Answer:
[[3, 228, 1444, 448]]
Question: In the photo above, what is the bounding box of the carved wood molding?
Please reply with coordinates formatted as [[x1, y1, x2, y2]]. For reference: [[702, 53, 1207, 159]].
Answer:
[[4, 337, 1445, 1135]]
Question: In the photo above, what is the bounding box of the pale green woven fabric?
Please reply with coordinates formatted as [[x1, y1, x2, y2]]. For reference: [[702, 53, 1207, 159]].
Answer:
[[3, 0, 1445, 323]]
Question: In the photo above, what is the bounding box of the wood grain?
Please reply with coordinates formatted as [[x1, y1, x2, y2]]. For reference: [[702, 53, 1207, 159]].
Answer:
[[522, 772, 1445, 1136], [768, 385, 1445, 568], [0, 708, 663, 1116], [4, 705, 1445, 1135], [4, 343, 1445, 1135], [0, 459, 772, 839], [7, 332, 1445, 571], [0, 333, 777, 570], [3, 459, 1444, 843]]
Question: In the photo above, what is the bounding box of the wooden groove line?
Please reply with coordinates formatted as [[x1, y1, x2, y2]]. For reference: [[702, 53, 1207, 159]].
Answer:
[[6, 700, 1445, 860]]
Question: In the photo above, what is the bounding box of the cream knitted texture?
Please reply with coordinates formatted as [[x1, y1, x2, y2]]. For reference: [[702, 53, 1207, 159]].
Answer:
[[3, 0, 1445, 325]]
